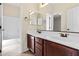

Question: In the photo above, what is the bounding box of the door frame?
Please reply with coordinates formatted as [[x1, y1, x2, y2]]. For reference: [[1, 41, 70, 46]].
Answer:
[[0, 3, 2, 52]]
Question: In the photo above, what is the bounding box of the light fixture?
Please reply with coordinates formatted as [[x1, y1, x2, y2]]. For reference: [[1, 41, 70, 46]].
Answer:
[[40, 3, 48, 8], [24, 9, 35, 22], [28, 9, 35, 15], [24, 16, 28, 21], [30, 11, 35, 15]]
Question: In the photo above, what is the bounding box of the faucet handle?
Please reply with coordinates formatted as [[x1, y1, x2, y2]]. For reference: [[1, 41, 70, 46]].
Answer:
[[59, 33, 69, 37]]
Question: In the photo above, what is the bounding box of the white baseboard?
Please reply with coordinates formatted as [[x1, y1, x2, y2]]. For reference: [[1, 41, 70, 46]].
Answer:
[[21, 48, 29, 53]]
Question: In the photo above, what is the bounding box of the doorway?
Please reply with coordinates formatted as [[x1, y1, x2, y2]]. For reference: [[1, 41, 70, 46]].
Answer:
[[0, 3, 2, 55], [2, 3, 22, 56], [53, 14, 61, 31]]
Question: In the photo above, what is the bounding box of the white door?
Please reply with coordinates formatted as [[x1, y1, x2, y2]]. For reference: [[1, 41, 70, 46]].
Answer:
[[67, 7, 79, 32], [0, 3, 2, 51]]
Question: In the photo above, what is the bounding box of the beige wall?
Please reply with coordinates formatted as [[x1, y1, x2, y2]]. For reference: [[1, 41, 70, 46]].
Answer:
[[20, 3, 38, 52], [3, 3, 20, 17], [21, 3, 38, 33]]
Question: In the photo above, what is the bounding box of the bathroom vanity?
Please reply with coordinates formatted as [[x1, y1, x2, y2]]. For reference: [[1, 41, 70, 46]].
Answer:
[[27, 31, 79, 56], [27, 5, 79, 56]]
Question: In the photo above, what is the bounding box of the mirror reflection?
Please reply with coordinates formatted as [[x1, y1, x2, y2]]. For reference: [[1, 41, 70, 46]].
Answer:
[[53, 14, 61, 31], [29, 4, 79, 33]]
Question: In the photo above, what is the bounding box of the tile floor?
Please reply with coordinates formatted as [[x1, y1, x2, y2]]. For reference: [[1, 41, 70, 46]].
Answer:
[[2, 39, 33, 56]]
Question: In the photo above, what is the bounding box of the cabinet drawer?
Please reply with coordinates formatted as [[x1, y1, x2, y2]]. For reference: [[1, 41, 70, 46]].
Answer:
[[35, 47, 42, 56], [35, 37, 42, 44], [35, 42, 42, 50]]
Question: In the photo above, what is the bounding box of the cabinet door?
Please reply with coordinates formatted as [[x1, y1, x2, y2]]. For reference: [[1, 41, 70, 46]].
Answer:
[[30, 36, 35, 53], [35, 44, 42, 56], [27, 34, 35, 53], [44, 40, 78, 56]]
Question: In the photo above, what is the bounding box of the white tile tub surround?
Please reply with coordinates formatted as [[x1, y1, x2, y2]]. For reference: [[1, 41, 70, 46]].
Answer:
[[28, 31, 79, 50]]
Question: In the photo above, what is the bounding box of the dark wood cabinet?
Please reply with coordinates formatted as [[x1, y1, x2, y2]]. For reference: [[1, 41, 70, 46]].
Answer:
[[27, 34, 79, 56], [27, 34, 35, 53], [44, 40, 79, 56], [34, 37, 44, 56]]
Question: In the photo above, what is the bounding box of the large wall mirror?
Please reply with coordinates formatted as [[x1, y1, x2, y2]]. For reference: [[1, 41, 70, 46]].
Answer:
[[37, 6, 79, 33], [29, 5, 79, 33], [36, 13, 62, 31]]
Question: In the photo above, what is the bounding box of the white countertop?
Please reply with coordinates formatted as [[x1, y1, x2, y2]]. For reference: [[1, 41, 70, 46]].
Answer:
[[28, 31, 79, 50]]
